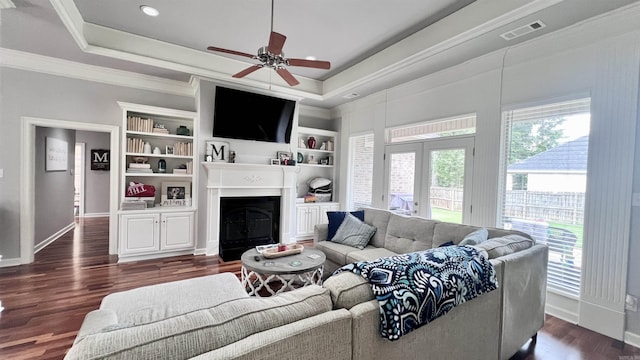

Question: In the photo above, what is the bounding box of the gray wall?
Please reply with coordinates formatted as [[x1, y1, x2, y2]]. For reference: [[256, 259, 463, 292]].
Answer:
[[76, 131, 111, 215], [34, 127, 75, 246], [0, 67, 194, 259]]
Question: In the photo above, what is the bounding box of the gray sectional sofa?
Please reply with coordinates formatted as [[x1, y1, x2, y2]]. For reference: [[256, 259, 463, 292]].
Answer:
[[65, 208, 548, 360], [316, 207, 548, 360]]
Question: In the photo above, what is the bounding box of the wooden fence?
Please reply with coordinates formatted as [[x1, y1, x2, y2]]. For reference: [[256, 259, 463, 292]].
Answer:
[[431, 187, 585, 225]]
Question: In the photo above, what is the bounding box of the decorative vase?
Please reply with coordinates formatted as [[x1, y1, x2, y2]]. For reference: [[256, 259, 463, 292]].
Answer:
[[307, 136, 316, 149], [158, 159, 166, 173], [143, 142, 152, 154]]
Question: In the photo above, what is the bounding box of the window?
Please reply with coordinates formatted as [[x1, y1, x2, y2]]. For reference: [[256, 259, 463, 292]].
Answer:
[[348, 133, 374, 210], [500, 98, 590, 297]]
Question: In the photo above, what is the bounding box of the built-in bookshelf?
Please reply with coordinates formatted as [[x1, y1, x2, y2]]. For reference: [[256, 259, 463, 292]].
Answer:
[[117, 102, 198, 262]]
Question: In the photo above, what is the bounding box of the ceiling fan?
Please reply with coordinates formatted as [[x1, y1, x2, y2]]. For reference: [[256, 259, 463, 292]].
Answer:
[[206, 0, 330, 86]]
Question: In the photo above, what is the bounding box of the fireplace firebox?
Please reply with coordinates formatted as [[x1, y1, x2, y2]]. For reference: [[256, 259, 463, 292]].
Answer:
[[219, 196, 280, 261]]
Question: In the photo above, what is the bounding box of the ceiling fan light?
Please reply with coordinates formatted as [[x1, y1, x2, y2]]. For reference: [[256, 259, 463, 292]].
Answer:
[[305, 56, 317, 61], [140, 5, 159, 17]]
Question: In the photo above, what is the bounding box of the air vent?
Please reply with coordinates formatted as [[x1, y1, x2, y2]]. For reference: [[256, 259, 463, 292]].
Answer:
[[343, 93, 360, 99], [500, 20, 546, 41]]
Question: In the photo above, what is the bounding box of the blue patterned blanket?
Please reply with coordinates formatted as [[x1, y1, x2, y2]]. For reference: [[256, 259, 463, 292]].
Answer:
[[334, 245, 498, 340]]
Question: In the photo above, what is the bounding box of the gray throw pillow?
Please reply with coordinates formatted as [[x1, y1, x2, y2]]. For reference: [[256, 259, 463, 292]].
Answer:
[[474, 234, 534, 259], [459, 228, 489, 246], [331, 213, 377, 249]]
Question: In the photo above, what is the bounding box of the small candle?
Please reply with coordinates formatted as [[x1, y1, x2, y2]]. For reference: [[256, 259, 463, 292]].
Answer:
[[278, 244, 287, 252]]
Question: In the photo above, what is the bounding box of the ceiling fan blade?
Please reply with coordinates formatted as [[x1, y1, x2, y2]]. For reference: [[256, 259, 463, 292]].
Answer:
[[267, 32, 287, 55], [232, 65, 263, 78], [276, 68, 300, 86], [207, 46, 255, 59], [287, 58, 331, 69]]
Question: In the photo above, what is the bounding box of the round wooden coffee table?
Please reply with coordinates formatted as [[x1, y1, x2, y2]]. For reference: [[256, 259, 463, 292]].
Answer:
[[240, 247, 326, 296]]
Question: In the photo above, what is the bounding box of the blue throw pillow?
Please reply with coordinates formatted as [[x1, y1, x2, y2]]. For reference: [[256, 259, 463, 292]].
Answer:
[[439, 241, 455, 247], [327, 210, 365, 240]]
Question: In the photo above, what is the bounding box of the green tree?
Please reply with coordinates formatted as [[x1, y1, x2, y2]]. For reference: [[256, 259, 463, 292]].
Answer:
[[432, 149, 464, 187], [509, 118, 564, 164], [508, 118, 565, 190]]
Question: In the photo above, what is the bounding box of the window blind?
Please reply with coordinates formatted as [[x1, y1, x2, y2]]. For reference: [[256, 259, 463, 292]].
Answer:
[[500, 98, 590, 298], [348, 133, 374, 210]]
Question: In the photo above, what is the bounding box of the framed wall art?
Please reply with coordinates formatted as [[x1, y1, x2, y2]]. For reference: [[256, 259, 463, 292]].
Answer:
[[45, 137, 68, 172]]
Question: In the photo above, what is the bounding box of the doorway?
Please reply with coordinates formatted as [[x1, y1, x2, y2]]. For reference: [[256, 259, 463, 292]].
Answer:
[[74, 143, 85, 217], [20, 116, 119, 264], [384, 136, 474, 223]]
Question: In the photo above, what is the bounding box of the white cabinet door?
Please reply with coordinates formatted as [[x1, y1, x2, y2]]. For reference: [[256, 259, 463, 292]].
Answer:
[[318, 203, 340, 224], [161, 212, 194, 250], [296, 204, 339, 238], [306, 205, 321, 233], [296, 206, 312, 236], [120, 213, 159, 255]]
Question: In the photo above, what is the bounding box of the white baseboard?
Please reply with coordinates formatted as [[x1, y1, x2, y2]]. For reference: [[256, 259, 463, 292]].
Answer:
[[34, 222, 75, 254], [545, 303, 579, 324], [80, 212, 109, 218], [193, 248, 207, 256], [0, 257, 22, 267], [625, 331, 640, 348]]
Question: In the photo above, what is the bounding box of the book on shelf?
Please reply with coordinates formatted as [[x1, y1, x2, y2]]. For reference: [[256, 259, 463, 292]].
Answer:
[[127, 137, 146, 153], [152, 128, 169, 134], [129, 163, 151, 169], [173, 169, 187, 174], [127, 116, 154, 133], [121, 200, 147, 210], [127, 168, 153, 173], [172, 142, 193, 156]]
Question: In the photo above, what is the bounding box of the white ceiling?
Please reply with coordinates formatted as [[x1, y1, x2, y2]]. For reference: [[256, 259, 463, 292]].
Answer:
[[4, 0, 639, 108]]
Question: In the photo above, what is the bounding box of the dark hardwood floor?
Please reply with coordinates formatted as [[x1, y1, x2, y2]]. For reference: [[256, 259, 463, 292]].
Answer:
[[0, 217, 638, 359]]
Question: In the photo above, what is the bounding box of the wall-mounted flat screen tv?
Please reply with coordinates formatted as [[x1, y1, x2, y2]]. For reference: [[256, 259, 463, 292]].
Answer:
[[213, 86, 296, 144]]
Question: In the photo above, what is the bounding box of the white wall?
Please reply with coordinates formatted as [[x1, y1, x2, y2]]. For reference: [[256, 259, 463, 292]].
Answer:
[[334, 7, 640, 342]]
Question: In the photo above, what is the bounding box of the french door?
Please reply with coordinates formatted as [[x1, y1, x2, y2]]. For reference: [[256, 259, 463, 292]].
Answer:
[[384, 137, 474, 223]]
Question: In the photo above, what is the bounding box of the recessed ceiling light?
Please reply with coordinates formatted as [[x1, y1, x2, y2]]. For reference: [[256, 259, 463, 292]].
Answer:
[[305, 56, 317, 61], [140, 5, 159, 17]]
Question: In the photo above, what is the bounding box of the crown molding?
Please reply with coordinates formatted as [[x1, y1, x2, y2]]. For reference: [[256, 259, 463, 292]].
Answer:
[[49, 0, 564, 105], [49, 0, 87, 48], [0, 47, 197, 97], [322, 0, 562, 99], [0, 0, 15, 10], [298, 105, 333, 120]]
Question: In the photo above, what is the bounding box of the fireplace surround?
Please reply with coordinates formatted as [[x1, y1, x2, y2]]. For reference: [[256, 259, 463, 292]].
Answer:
[[202, 162, 297, 258]]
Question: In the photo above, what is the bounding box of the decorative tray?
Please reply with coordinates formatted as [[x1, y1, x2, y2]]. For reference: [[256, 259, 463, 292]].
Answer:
[[262, 244, 304, 258]]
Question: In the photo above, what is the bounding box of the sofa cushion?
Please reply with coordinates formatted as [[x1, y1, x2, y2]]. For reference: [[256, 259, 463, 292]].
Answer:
[[66, 285, 333, 360], [384, 213, 437, 254], [364, 207, 392, 248], [459, 228, 489, 246], [345, 247, 397, 264], [331, 213, 377, 249], [316, 241, 375, 265], [324, 272, 374, 310], [474, 234, 534, 259], [327, 210, 365, 240], [100, 272, 249, 325]]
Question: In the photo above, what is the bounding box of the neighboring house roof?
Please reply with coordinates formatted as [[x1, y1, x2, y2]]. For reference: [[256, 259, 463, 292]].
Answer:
[[508, 136, 588, 173]]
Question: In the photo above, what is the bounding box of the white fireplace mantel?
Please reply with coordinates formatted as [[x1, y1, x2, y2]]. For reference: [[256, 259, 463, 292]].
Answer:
[[202, 162, 298, 256]]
